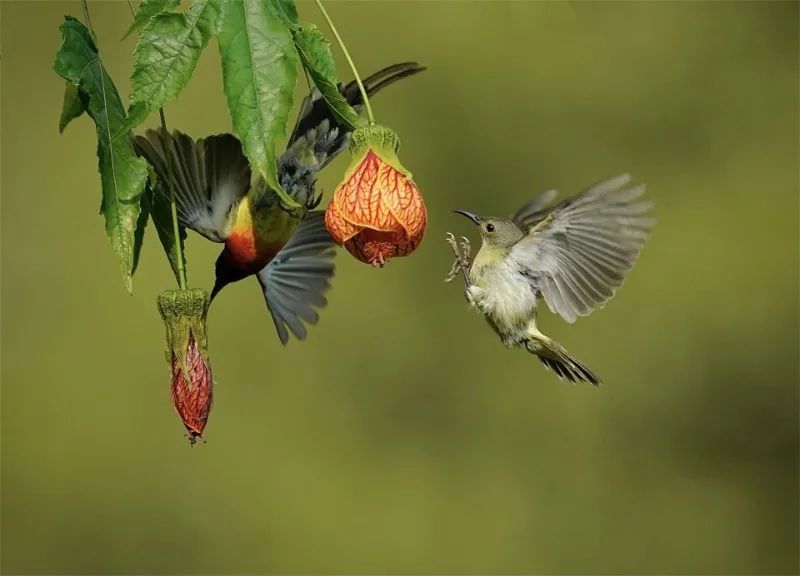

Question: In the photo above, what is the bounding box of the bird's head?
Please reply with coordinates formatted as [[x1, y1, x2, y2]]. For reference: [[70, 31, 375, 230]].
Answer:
[[453, 210, 524, 249], [209, 249, 252, 302]]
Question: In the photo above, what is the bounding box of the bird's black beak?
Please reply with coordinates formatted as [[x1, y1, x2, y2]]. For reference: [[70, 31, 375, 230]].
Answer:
[[209, 278, 225, 303], [453, 210, 481, 225]]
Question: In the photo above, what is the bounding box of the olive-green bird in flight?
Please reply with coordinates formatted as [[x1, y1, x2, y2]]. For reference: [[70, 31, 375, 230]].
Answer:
[[446, 173, 653, 384]]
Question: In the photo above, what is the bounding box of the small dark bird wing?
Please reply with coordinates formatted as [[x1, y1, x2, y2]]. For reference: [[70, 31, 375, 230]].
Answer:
[[511, 189, 559, 228], [257, 211, 337, 344], [511, 174, 653, 323], [134, 130, 250, 242]]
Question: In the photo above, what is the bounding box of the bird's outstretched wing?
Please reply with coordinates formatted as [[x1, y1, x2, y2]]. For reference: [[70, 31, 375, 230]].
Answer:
[[511, 174, 653, 323], [257, 211, 337, 344], [134, 130, 250, 242]]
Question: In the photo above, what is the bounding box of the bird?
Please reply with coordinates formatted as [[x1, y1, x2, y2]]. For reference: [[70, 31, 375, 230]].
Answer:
[[134, 62, 425, 344], [445, 173, 654, 384]]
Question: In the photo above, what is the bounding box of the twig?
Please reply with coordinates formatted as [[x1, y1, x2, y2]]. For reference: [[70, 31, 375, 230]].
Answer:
[[313, 0, 374, 125]]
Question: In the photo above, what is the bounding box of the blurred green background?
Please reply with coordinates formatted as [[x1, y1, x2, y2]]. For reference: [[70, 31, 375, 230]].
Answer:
[[2, 1, 798, 574]]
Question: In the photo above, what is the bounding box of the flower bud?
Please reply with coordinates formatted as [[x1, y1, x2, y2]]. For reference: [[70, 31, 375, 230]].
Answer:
[[156, 289, 213, 445], [325, 124, 426, 266]]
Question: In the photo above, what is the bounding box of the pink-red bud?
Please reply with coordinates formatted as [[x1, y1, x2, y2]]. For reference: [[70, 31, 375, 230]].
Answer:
[[157, 289, 213, 445]]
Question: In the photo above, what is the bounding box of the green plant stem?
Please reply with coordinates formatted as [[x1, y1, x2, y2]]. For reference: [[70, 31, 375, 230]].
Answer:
[[157, 109, 187, 290], [126, 0, 187, 291], [313, 0, 374, 124]]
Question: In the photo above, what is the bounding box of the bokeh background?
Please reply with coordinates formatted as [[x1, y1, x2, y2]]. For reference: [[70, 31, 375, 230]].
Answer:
[[2, 1, 798, 574]]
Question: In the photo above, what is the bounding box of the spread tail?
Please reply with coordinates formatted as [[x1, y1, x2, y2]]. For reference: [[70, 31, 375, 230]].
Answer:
[[279, 62, 426, 191], [525, 333, 600, 385], [286, 61, 426, 150]]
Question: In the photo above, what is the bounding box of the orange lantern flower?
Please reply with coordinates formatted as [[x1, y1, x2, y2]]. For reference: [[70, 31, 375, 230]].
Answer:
[[325, 124, 426, 266], [157, 289, 213, 445]]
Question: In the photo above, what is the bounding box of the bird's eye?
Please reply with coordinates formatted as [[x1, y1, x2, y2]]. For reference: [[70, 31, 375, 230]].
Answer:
[[486, 223, 495, 232]]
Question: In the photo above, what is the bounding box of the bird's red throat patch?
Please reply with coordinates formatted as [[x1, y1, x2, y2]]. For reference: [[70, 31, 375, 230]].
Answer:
[[225, 229, 281, 273]]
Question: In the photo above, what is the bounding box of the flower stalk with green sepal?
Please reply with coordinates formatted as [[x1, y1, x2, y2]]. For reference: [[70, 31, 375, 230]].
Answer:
[[156, 289, 213, 444]]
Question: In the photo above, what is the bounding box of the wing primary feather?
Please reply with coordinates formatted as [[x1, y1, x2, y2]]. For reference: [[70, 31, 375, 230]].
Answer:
[[257, 211, 337, 345], [511, 173, 653, 323]]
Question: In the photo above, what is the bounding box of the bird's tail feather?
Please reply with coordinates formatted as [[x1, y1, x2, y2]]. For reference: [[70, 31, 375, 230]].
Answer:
[[342, 62, 427, 105], [525, 333, 600, 385], [283, 62, 426, 169]]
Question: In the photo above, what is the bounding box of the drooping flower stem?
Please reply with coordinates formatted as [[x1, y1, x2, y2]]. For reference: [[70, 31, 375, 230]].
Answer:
[[313, 0, 375, 125], [157, 109, 187, 290]]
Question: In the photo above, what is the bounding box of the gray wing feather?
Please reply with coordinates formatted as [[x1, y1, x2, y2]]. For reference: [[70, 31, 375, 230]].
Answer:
[[511, 189, 559, 227], [512, 173, 653, 323], [257, 211, 337, 344], [134, 129, 250, 242]]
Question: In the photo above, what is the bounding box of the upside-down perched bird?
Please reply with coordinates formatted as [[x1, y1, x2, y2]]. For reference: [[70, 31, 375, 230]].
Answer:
[[445, 174, 653, 384], [135, 63, 425, 344]]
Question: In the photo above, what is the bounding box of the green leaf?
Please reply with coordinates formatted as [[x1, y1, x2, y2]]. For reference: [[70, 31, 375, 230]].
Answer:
[[122, 0, 180, 40], [58, 80, 88, 133], [217, 0, 300, 209], [268, 0, 298, 29], [132, 182, 151, 276], [127, 0, 221, 129], [54, 16, 149, 293], [145, 178, 188, 284], [293, 23, 359, 130]]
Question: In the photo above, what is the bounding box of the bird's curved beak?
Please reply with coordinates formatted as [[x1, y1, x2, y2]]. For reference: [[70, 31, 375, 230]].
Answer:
[[452, 210, 481, 225]]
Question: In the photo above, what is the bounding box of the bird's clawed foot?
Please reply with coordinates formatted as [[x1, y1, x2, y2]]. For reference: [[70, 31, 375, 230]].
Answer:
[[308, 187, 324, 209], [444, 233, 472, 284]]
